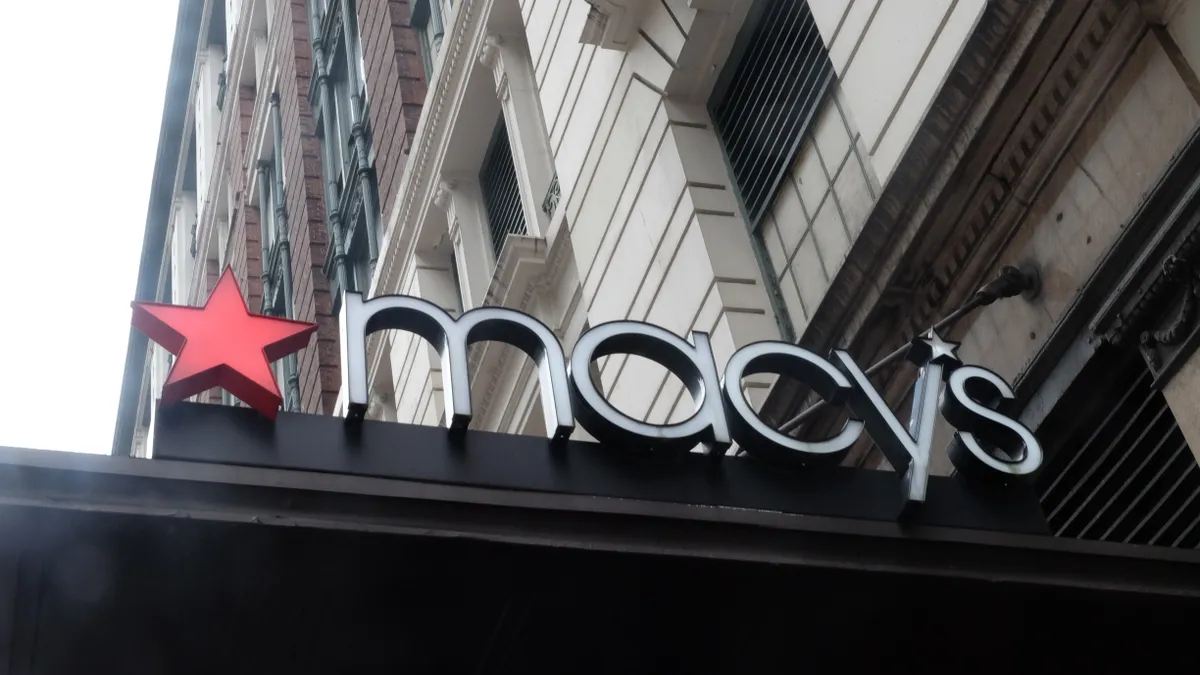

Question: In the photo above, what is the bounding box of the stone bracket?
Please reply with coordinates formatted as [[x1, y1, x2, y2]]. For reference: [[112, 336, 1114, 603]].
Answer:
[[579, 0, 652, 51]]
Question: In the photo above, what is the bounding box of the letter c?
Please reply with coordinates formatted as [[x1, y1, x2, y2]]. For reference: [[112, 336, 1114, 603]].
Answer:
[[721, 341, 863, 466]]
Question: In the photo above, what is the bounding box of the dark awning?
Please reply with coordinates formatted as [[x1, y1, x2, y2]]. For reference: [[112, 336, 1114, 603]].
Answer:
[[1, 443, 1199, 672]]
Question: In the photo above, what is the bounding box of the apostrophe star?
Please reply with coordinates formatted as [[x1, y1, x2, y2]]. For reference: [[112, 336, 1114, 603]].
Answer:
[[905, 328, 962, 369], [130, 267, 318, 420]]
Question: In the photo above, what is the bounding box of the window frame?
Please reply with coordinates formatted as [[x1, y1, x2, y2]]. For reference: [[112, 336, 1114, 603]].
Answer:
[[412, 0, 445, 80]]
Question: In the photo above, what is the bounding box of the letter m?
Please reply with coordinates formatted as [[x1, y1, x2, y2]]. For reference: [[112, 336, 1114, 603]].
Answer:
[[339, 292, 574, 442]]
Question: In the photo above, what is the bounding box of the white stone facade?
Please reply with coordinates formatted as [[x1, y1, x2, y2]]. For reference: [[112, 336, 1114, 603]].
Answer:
[[361, 0, 1200, 475]]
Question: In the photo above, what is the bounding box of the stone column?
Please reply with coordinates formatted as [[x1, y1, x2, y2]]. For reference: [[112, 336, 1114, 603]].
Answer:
[[434, 177, 495, 309], [170, 195, 197, 306]]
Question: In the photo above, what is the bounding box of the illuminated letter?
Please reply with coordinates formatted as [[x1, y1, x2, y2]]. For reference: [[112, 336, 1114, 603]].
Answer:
[[340, 293, 574, 442], [832, 350, 942, 504], [568, 321, 731, 456], [721, 341, 863, 466], [941, 365, 1043, 482]]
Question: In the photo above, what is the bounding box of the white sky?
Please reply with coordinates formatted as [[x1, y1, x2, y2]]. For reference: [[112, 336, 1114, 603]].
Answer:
[[0, 1, 180, 453]]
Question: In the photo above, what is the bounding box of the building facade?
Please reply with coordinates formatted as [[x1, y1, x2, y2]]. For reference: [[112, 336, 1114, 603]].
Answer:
[[117, 0, 1200, 547], [113, 0, 427, 457], [356, 0, 1200, 548]]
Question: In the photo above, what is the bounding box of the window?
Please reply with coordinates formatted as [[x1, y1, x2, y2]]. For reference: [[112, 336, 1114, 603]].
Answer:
[[256, 144, 288, 310], [328, 75, 356, 190], [311, 0, 377, 299], [264, 281, 289, 395], [346, 206, 372, 293], [708, 0, 833, 226], [708, 0, 834, 340], [261, 164, 278, 255], [479, 118, 527, 259], [256, 147, 297, 411], [1035, 344, 1200, 547], [412, 0, 446, 79]]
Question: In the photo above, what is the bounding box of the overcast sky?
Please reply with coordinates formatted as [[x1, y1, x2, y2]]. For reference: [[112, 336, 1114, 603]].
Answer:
[[0, 1, 179, 453]]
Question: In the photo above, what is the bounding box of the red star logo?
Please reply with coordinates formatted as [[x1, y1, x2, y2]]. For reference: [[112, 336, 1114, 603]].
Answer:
[[130, 267, 318, 420]]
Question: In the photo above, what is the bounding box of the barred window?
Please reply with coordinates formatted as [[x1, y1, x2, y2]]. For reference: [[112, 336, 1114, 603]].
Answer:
[[479, 118, 527, 260], [708, 0, 833, 227]]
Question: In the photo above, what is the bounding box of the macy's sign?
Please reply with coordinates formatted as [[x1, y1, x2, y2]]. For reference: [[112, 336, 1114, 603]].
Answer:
[[340, 292, 1043, 506]]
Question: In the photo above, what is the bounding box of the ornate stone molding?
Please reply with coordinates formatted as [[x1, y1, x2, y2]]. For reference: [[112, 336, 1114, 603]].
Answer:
[[480, 34, 510, 101], [433, 180, 456, 211], [579, 0, 652, 52], [1091, 124, 1200, 388], [365, 388, 395, 421], [479, 34, 502, 69], [541, 172, 561, 218]]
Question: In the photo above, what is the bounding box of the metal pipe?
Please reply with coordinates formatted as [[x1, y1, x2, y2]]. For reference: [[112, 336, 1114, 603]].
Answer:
[[253, 161, 275, 306], [307, 0, 349, 295], [775, 265, 1038, 434], [268, 92, 302, 412], [338, 0, 381, 281]]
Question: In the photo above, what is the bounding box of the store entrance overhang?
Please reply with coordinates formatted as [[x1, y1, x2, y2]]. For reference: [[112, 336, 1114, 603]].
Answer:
[[2, 402, 1200, 671], [0, 505, 1197, 673]]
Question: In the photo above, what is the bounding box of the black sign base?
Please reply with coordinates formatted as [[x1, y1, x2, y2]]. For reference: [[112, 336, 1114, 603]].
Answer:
[[153, 402, 1048, 534]]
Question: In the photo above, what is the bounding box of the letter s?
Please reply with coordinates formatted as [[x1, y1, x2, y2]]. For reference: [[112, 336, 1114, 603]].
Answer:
[[940, 365, 1043, 483]]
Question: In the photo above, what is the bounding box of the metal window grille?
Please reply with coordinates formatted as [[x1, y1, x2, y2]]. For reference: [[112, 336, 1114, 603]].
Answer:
[[1035, 348, 1200, 548], [479, 119, 527, 260], [708, 0, 834, 227]]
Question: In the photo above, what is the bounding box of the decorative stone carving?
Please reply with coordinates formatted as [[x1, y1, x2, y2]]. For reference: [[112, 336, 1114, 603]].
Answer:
[[479, 35, 510, 101], [765, 0, 1136, 450], [433, 180, 456, 211], [1132, 253, 1200, 382], [479, 34, 502, 69], [366, 388, 395, 421], [541, 172, 561, 218], [1090, 120, 1200, 389], [578, 0, 651, 52]]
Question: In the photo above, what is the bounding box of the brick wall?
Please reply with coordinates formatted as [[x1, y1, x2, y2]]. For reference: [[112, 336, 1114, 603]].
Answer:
[[181, 0, 424, 417], [274, 0, 340, 414], [358, 0, 427, 220]]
